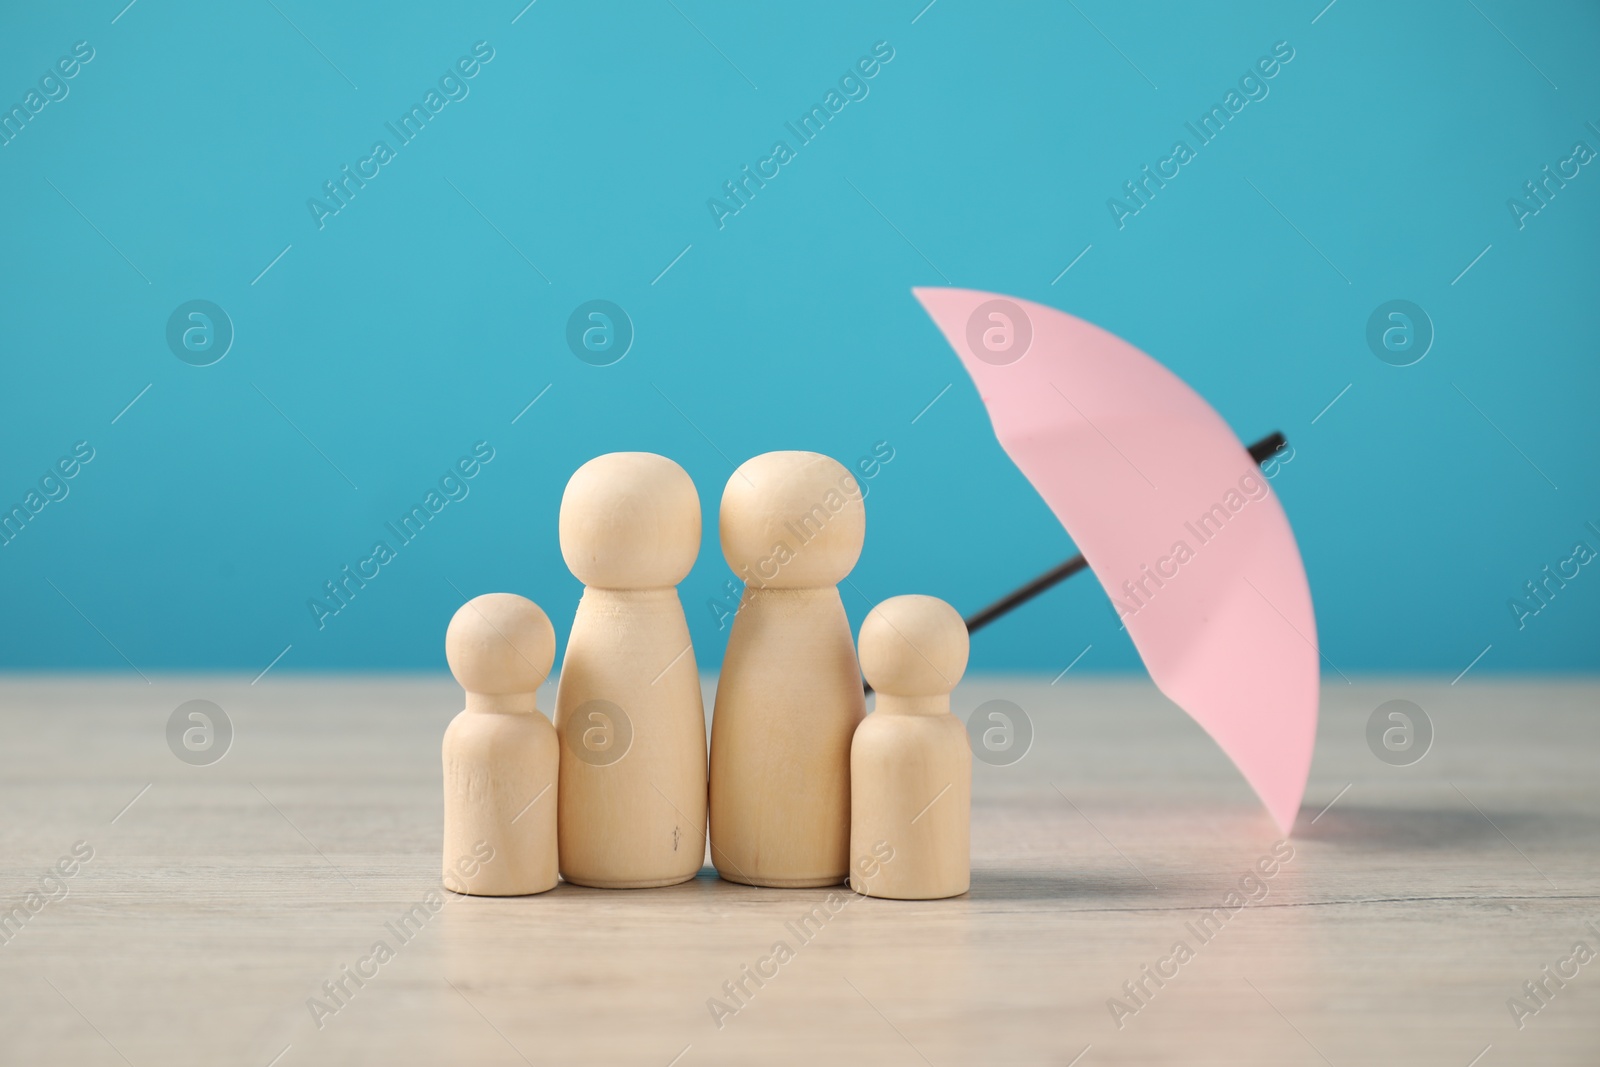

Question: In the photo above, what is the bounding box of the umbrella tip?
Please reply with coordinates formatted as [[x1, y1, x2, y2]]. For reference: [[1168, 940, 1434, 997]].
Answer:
[[1246, 431, 1288, 464]]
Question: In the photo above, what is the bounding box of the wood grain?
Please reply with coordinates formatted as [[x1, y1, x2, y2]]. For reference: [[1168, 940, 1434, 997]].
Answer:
[[711, 450, 868, 889], [0, 675, 1596, 1066], [555, 452, 708, 890]]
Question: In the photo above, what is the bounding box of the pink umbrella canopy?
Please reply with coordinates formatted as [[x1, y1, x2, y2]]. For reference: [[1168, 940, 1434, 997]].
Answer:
[[913, 287, 1319, 832]]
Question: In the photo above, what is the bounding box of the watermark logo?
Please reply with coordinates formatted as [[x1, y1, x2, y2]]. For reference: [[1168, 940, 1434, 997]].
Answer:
[[441, 840, 497, 895], [0, 41, 96, 151], [1507, 129, 1596, 231], [1107, 840, 1294, 1029], [1365, 300, 1432, 367], [0, 440, 95, 550], [305, 871, 469, 1030], [166, 700, 233, 766], [1260, 442, 1294, 481], [966, 699, 1033, 767], [1365, 699, 1432, 766], [0, 840, 93, 949], [1113, 467, 1273, 620], [706, 840, 894, 1029], [1509, 522, 1598, 630], [706, 41, 896, 230], [564, 699, 632, 766], [705, 441, 892, 631], [965, 299, 1032, 366], [565, 300, 633, 366], [1107, 41, 1296, 229], [166, 300, 233, 366], [307, 42, 496, 230], [308, 442, 495, 631], [1506, 923, 1598, 1030]]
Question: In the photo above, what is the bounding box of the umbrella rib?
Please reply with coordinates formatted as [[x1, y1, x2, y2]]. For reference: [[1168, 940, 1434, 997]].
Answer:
[[1242, 576, 1349, 684], [1048, 382, 1158, 489]]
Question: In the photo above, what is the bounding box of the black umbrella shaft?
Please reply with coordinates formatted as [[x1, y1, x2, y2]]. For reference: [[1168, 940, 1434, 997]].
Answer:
[[963, 556, 1088, 634]]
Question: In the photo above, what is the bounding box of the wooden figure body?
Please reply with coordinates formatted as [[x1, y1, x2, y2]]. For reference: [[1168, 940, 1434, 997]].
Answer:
[[442, 593, 559, 896], [850, 594, 971, 900], [710, 451, 867, 888], [553, 452, 707, 889]]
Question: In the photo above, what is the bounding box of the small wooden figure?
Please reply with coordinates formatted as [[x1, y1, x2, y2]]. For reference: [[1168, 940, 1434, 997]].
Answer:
[[710, 451, 867, 887], [553, 452, 708, 889], [442, 593, 559, 896], [850, 594, 971, 900]]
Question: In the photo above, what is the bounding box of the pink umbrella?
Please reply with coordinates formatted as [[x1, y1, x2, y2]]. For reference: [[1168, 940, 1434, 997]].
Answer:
[[913, 287, 1319, 832]]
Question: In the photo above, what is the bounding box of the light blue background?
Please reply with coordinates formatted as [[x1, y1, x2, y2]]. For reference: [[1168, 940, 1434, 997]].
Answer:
[[2, 0, 1596, 675]]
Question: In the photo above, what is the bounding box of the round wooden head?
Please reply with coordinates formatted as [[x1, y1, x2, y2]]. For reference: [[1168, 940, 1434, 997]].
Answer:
[[559, 452, 701, 589], [858, 595, 969, 698], [719, 451, 865, 589], [445, 593, 556, 695]]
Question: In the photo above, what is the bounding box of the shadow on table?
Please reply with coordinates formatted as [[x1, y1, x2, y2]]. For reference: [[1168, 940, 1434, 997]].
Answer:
[[1294, 803, 1547, 850], [967, 867, 1167, 903]]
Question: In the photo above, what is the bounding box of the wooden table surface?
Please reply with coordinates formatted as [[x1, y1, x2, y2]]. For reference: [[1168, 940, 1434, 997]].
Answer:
[[0, 675, 1595, 1066]]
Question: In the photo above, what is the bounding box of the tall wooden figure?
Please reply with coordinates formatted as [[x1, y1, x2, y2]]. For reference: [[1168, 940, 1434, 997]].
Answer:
[[850, 594, 971, 900], [710, 451, 867, 887], [554, 453, 707, 889], [442, 593, 559, 896]]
